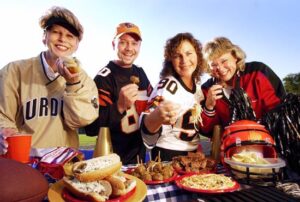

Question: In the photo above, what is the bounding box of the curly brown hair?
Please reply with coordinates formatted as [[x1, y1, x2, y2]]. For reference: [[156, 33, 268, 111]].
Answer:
[[160, 32, 204, 82]]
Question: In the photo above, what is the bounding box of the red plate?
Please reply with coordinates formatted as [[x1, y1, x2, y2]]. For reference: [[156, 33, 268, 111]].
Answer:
[[62, 186, 136, 202], [143, 172, 178, 185], [126, 168, 178, 185], [175, 173, 240, 194]]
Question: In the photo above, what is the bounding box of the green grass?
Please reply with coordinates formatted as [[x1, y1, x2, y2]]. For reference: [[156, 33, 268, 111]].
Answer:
[[79, 134, 97, 146]]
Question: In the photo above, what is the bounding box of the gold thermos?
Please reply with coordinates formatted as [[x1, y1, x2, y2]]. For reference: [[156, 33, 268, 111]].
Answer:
[[211, 125, 222, 163], [93, 127, 113, 157]]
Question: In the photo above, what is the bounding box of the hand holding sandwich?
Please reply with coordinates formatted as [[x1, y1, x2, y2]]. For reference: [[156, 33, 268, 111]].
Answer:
[[56, 56, 81, 85]]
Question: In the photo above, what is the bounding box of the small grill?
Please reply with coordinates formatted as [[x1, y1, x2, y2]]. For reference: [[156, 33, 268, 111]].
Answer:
[[198, 185, 300, 202]]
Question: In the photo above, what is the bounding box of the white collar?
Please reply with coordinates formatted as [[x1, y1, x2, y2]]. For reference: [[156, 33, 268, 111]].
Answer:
[[223, 87, 232, 99], [42, 52, 59, 81]]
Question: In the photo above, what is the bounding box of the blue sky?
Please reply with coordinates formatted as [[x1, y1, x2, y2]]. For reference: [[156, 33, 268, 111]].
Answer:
[[1, 0, 299, 84]]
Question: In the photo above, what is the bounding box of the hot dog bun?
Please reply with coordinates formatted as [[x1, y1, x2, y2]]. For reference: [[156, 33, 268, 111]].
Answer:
[[63, 176, 112, 202], [105, 171, 137, 196], [72, 153, 122, 182]]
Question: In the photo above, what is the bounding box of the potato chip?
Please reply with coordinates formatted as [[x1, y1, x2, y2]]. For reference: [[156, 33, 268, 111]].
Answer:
[[232, 151, 269, 165]]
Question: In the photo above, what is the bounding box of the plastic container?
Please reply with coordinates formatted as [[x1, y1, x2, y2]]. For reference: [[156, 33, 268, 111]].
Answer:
[[224, 157, 286, 186]]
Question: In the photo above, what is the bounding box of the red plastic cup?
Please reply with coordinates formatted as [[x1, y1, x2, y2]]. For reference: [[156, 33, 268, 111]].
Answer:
[[4, 134, 32, 163]]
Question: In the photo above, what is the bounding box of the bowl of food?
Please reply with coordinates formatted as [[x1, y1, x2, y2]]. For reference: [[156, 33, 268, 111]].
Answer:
[[224, 151, 286, 185]]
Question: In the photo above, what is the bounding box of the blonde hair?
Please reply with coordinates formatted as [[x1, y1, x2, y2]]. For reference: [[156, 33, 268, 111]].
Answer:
[[202, 37, 246, 73], [39, 6, 83, 41]]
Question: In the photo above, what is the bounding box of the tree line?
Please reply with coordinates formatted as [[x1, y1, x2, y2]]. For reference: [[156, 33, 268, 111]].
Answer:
[[283, 72, 300, 95]]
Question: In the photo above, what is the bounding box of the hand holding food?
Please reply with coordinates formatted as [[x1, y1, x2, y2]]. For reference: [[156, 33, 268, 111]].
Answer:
[[205, 84, 223, 110], [117, 84, 139, 113], [62, 56, 81, 73], [156, 99, 181, 125], [130, 75, 140, 85], [56, 56, 81, 84]]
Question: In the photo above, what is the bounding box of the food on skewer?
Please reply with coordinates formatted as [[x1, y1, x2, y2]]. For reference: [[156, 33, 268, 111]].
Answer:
[[131, 153, 175, 182]]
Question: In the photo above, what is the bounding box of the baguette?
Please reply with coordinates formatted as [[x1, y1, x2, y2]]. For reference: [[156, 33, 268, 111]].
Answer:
[[63, 176, 112, 202], [73, 153, 122, 182], [105, 171, 137, 196]]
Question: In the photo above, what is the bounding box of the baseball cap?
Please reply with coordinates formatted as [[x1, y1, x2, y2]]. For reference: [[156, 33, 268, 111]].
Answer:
[[114, 22, 142, 41]]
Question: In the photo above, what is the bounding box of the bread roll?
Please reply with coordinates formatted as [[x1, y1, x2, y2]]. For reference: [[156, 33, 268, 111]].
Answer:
[[63, 176, 112, 202], [62, 56, 80, 73], [72, 153, 122, 182], [105, 171, 136, 196]]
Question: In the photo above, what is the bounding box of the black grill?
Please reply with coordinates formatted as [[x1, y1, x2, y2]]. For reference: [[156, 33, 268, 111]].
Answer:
[[198, 186, 300, 202]]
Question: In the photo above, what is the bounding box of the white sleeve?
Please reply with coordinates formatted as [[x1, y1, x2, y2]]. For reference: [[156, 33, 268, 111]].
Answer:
[[139, 112, 160, 149]]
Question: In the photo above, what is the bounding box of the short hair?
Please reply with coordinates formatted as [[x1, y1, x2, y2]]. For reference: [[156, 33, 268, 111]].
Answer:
[[160, 32, 204, 82], [202, 37, 246, 72], [39, 6, 84, 41]]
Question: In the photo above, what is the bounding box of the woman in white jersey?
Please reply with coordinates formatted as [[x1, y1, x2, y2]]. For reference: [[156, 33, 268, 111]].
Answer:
[[140, 33, 205, 161]]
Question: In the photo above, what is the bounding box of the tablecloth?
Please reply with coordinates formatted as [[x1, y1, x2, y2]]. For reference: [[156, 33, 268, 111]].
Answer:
[[124, 164, 300, 202], [29, 148, 299, 202]]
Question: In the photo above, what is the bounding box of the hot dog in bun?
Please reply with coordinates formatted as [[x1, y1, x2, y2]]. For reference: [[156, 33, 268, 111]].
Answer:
[[62, 153, 137, 201], [63, 176, 112, 202], [105, 171, 136, 196], [72, 153, 122, 182]]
